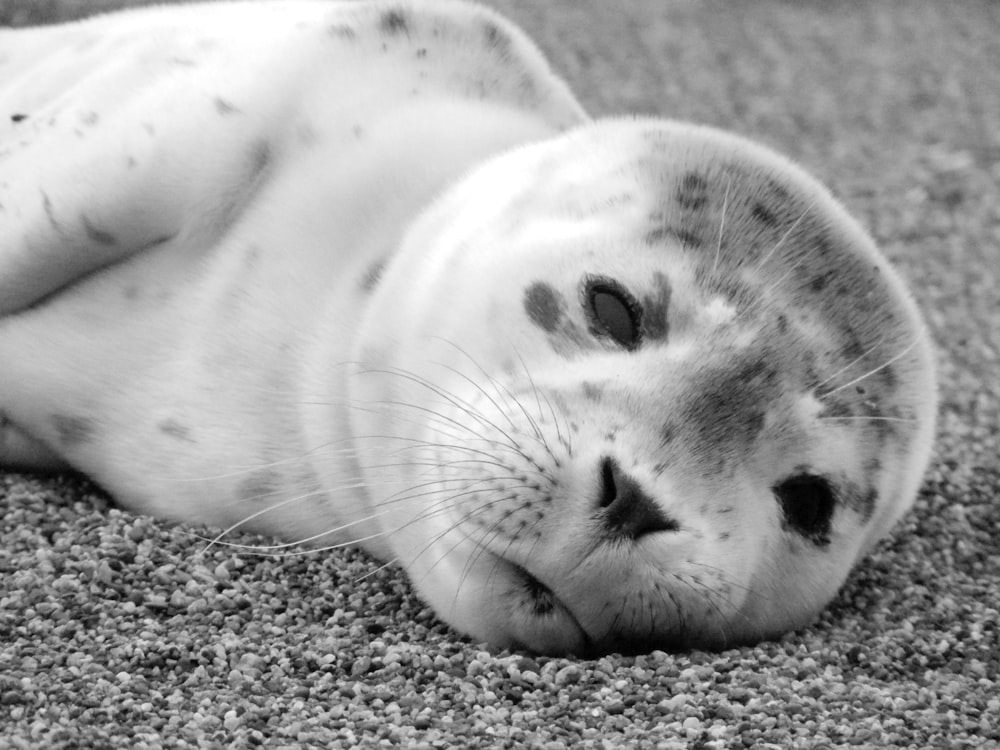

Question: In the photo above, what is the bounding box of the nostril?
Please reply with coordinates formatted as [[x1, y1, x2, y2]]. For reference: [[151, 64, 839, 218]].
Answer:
[[596, 457, 679, 539], [599, 456, 618, 508]]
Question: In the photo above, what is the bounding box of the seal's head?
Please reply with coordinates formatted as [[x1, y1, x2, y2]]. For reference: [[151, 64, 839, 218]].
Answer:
[[348, 118, 937, 654]]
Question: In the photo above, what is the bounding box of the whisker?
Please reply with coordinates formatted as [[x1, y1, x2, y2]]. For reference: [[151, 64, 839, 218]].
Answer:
[[812, 336, 889, 392], [687, 561, 758, 598], [818, 339, 919, 399], [513, 346, 571, 459], [434, 338, 548, 444], [201, 485, 359, 548], [818, 416, 916, 423], [755, 200, 815, 271], [433, 359, 522, 435], [352, 557, 401, 583], [403, 484, 542, 573], [258, 530, 393, 558], [359, 366, 526, 452], [711, 175, 732, 278], [156, 439, 350, 484], [348, 412, 529, 462], [677, 580, 733, 648]]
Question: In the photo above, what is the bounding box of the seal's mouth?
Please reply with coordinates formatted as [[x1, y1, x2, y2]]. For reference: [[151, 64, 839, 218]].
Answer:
[[506, 560, 593, 654], [503, 560, 702, 655], [513, 563, 563, 616]]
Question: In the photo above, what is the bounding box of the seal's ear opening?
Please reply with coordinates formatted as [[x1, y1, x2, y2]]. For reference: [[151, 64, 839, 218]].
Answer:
[[772, 474, 836, 546]]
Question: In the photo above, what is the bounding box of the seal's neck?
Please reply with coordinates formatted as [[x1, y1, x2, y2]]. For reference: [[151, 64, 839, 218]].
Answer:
[[294, 99, 564, 557]]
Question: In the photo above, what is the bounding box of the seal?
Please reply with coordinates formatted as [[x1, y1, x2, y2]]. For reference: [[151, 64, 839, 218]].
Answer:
[[0, 1, 936, 654]]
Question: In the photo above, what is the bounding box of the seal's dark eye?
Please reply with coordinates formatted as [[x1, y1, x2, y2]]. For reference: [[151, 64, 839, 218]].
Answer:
[[773, 474, 836, 546], [585, 279, 641, 350]]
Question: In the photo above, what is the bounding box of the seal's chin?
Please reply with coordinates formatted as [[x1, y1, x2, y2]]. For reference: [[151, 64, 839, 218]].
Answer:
[[430, 548, 591, 655], [477, 557, 702, 655], [500, 559, 592, 654]]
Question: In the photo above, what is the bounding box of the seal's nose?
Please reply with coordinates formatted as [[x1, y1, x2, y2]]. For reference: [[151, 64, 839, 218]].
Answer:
[[597, 457, 678, 539]]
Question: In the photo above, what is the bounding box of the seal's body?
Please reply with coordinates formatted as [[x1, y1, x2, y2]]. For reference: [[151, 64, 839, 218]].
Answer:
[[0, 1, 936, 654]]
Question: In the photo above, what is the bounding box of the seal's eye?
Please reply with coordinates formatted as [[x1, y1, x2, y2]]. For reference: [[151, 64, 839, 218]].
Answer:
[[585, 279, 641, 350], [773, 474, 836, 545]]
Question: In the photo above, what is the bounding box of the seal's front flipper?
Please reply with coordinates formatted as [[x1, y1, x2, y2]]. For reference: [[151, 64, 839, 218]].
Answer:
[[0, 26, 185, 315], [0, 21, 279, 316]]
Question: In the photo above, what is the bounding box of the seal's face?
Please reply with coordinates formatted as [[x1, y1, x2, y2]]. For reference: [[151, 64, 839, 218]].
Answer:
[[349, 120, 936, 654]]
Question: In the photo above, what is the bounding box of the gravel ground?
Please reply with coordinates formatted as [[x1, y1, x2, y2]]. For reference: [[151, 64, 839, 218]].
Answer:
[[2, 1, 999, 748]]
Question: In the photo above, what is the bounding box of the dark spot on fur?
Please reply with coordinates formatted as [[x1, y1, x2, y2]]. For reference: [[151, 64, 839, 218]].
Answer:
[[139, 232, 177, 252], [881, 364, 898, 388], [483, 21, 512, 57], [328, 24, 357, 40], [81, 214, 117, 246], [817, 394, 853, 419], [641, 272, 671, 341], [752, 202, 779, 228], [10, 113, 28, 123], [214, 97, 240, 116], [858, 489, 878, 522], [379, 8, 410, 36], [675, 229, 704, 248], [582, 382, 603, 402], [813, 234, 836, 256], [416, 48, 428, 59], [236, 470, 282, 504], [844, 477, 878, 522], [524, 282, 564, 333], [41, 191, 60, 231], [51, 414, 95, 448], [677, 172, 709, 211], [158, 419, 196, 443], [776, 314, 789, 334], [249, 140, 271, 178], [659, 423, 677, 448], [841, 331, 866, 362], [80, 111, 99, 127], [646, 225, 704, 249], [361, 259, 386, 292], [684, 356, 776, 452], [810, 271, 835, 292], [765, 178, 792, 204], [352, 124, 365, 139]]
